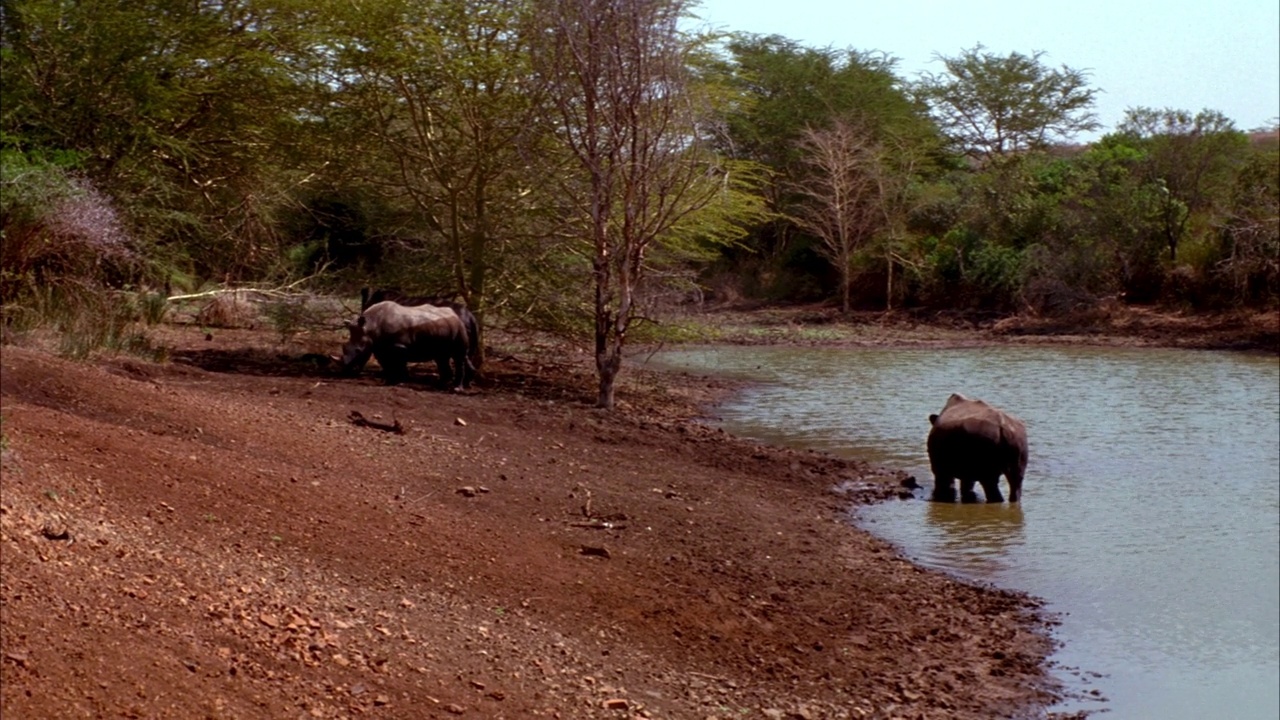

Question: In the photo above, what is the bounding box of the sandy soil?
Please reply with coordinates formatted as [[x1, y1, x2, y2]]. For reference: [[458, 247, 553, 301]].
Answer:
[[2, 305, 1272, 719]]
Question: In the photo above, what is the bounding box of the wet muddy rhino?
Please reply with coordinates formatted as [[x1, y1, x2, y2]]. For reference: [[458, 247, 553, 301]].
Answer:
[[927, 393, 1028, 503]]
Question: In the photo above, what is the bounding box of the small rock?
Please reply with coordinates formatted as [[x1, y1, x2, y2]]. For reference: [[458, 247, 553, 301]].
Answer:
[[457, 486, 478, 497], [580, 545, 611, 559], [602, 697, 629, 710], [40, 523, 70, 541], [455, 417, 467, 426], [444, 703, 465, 715]]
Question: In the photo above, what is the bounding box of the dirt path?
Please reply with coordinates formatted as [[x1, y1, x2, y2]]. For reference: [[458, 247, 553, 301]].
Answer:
[[10, 302, 1262, 719]]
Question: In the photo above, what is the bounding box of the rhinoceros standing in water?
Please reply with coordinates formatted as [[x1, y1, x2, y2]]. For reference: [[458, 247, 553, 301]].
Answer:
[[338, 301, 471, 390], [927, 393, 1028, 503]]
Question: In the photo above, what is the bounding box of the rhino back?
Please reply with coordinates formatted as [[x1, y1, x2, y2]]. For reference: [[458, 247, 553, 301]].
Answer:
[[932, 399, 1026, 457], [364, 301, 459, 336]]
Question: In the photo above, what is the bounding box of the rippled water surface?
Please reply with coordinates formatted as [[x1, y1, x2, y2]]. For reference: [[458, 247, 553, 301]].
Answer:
[[647, 345, 1280, 719]]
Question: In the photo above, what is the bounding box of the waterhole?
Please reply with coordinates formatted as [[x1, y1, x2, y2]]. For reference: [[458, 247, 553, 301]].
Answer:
[[647, 344, 1279, 719]]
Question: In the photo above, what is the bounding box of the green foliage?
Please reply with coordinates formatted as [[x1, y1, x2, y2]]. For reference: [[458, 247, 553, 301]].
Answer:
[[914, 44, 1100, 161], [4, 284, 164, 361], [263, 296, 336, 343], [3, 0, 330, 280], [1214, 142, 1280, 304], [713, 33, 941, 301], [2, 0, 1271, 335], [968, 242, 1024, 304], [138, 292, 169, 325]]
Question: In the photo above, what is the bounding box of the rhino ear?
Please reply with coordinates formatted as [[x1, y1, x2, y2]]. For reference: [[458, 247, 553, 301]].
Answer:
[[929, 413, 939, 426]]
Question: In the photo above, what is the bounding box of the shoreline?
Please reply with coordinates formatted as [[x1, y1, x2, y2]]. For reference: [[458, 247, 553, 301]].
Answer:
[[5, 306, 1272, 719]]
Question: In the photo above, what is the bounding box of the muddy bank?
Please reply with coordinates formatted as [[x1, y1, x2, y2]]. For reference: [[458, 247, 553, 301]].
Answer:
[[664, 303, 1279, 354]]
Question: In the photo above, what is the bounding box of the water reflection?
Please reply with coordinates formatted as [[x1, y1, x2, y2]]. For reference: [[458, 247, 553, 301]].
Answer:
[[921, 501, 1026, 577]]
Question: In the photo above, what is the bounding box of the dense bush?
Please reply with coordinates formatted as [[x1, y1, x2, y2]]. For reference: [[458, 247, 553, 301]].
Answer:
[[1, 151, 137, 303]]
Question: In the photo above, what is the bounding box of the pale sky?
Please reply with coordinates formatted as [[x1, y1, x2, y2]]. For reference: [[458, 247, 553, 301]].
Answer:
[[690, 0, 1280, 140]]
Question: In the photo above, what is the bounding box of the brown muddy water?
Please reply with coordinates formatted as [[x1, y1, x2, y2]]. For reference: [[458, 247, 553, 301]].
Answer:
[[647, 345, 1280, 720]]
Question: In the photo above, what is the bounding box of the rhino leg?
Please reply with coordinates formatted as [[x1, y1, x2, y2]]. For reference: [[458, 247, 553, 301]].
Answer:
[[931, 485, 956, 502], [959, 478, 982, 504], [1006, 470, 1023, 503], [980, 477, 1005, 503], [433, 357, 453, 389], [930, 471, 957, 502], [378, 349, 409, 385]]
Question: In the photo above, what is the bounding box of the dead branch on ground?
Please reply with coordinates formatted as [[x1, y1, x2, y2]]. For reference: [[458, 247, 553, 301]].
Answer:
[[348, 410, 405, 435]]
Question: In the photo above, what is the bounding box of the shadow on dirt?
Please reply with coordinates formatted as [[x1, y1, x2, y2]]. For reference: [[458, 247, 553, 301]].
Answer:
[[169, 346, 485, 394], [170, 347, 337, 379]]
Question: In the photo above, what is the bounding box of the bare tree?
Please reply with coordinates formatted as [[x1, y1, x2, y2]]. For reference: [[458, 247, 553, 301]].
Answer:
[[532, 0, 720, 409], [790, 119, 887, 313]]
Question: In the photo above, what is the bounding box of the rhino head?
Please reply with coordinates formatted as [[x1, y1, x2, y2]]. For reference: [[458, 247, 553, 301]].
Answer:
[[335, 316, 374, 374]]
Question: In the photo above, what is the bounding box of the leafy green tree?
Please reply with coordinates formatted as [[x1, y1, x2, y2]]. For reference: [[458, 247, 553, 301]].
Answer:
[[2, 0, 325, 280], [1114, 107, 1249, 262], [914, 44, 1100, 162], [1216, 140, 1279, 304], [318, 0, 544, 363]]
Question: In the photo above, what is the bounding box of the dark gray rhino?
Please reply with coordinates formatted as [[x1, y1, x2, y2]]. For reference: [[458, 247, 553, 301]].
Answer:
[[927, 393, 1028, 503], [338, 301, 470, 390]]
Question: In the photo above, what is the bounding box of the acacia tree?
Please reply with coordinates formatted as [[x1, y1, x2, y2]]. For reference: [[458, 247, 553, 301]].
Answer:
[[915, 44, 1100, 162], [321, 0, 543, 363], [532, 0, 722, 409]]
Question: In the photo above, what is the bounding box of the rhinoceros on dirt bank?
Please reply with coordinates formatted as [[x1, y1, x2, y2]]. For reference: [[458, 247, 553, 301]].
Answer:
[[338, 301, 470, 390]]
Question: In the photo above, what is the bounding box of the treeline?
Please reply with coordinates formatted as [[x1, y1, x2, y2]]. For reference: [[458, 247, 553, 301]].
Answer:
[[2, 0, 1277, 332]]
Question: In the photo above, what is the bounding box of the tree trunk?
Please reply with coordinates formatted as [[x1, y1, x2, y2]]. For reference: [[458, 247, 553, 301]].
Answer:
[[886, 253, 894, 311], [595, 341, 622, 409], [841, 254, 852, 314]]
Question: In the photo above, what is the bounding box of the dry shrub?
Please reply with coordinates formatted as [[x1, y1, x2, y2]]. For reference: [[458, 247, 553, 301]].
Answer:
[[196, 292, 258, 328], [1, 171, 136, 303]]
